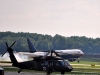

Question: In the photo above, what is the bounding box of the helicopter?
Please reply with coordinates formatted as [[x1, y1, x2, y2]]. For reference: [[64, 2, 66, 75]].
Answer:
[[2, 41, 73, 75]]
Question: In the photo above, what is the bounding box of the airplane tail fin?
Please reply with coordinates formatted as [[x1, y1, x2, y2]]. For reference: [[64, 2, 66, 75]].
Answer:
[[27, 38, 37, 53]]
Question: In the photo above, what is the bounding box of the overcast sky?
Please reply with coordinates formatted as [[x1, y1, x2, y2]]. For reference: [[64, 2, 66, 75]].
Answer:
[[0, 0, 100, 38]]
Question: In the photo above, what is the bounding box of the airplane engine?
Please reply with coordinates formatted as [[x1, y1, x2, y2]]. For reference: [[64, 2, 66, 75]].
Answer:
[[68, 59, 76, 62]]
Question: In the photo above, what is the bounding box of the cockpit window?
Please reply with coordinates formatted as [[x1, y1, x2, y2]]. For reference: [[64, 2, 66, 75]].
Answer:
[[64, 61, 70, 65], [59, 61, 65, 66], [59, 60, 70, 66]]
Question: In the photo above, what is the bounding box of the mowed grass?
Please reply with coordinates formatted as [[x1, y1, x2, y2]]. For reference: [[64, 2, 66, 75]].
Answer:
[[70, 60, 100, 65], [70, 60, 100, 69]]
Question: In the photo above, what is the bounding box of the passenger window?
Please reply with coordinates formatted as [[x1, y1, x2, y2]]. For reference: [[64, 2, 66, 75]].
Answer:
[[78, 51, 79, 53], [56, 62, 60, 66], [50, 62, 53, 66], [45, 61, 48, 65], [41, 62, 44, 66]]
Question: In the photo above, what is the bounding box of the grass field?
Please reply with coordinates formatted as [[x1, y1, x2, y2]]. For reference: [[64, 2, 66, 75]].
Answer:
[[70, 60, 100, 64], [70, 60, 100, 68]]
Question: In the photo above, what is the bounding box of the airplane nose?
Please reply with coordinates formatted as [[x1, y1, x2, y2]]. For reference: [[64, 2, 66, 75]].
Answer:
[[80, 51, 84, 56]]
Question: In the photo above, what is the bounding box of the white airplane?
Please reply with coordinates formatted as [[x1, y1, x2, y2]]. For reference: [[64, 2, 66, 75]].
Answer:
[[20, 38, 84, 62]]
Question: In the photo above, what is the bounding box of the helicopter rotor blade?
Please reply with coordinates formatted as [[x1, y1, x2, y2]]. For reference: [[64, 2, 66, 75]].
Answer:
[[1, 42, 9, 57], [5, 42, 8, 48], [2, 41, 16, 57], [1, 50, 7, 57], [10, 41, 16, 48]]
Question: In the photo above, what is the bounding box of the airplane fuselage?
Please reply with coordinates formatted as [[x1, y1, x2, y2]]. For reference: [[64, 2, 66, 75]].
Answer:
[[56, 49, 84, 59], [21, 49, 84, 61]]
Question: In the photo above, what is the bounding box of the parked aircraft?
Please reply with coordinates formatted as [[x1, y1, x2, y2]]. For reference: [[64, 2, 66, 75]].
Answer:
[[21, 38, 84, 62], [2, 42, 73, 74]]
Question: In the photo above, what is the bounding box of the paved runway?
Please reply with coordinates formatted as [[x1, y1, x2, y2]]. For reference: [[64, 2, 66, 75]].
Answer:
[[5, 72, 48, 75]]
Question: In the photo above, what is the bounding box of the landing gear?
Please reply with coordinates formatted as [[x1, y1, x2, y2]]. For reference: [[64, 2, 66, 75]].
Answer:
[[18, 69, 22, 73], [46, 61, 53, 75], [47, 70, 50, 75], [77, 58, 80, 63], [46, 67, 53, 75], [46, 66, 53, 75]]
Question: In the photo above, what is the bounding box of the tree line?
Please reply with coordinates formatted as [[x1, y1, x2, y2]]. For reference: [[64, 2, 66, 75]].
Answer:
[[0, 31, 100, 53]]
